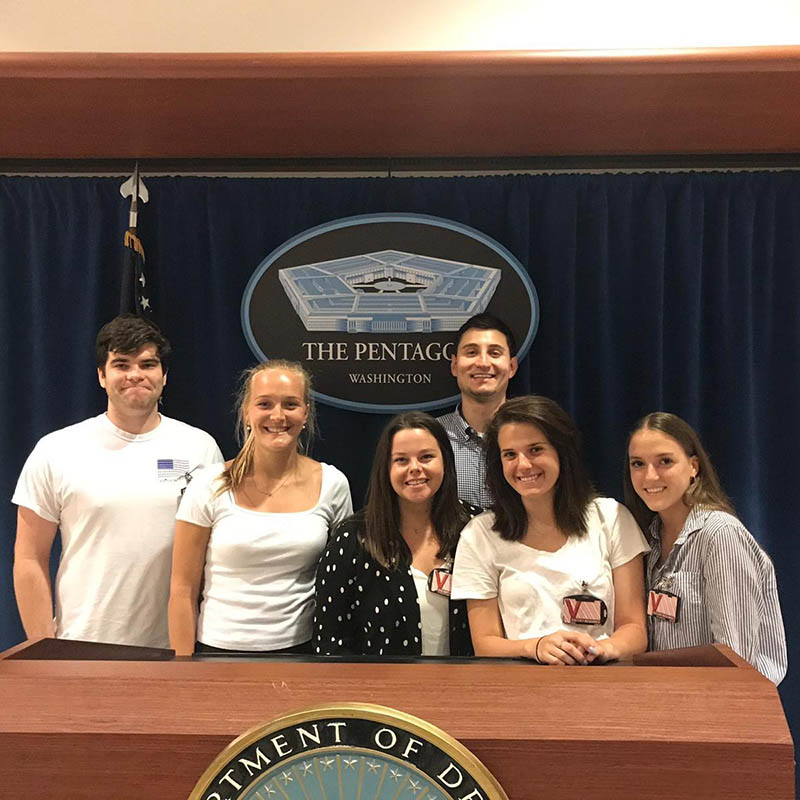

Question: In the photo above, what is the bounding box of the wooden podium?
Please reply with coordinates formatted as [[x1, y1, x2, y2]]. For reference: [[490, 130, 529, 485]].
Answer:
[[0, 639, 793, 799]]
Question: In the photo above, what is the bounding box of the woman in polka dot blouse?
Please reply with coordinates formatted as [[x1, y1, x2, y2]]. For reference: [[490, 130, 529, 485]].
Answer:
[[313, 412, 480, 656]]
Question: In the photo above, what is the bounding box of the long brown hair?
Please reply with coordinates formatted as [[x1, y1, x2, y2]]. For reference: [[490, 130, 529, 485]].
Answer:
[[361, 412, 469, 568], [215, 360, 316, 497], [623, 412, 734, 531], [485, 395, 594, 541]]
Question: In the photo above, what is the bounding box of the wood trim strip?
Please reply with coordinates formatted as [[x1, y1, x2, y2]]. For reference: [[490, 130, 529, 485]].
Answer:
[[4, 47, 800, 77], [2, 48, 800, 158]]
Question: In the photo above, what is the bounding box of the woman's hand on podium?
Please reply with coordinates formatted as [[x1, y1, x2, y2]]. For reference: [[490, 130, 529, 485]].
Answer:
[[531, 630, 598, 665], [583, 637, 618, 663]]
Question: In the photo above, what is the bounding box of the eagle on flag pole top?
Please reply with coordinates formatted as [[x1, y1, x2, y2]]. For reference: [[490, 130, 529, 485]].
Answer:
[[119, 163, 152, 318]]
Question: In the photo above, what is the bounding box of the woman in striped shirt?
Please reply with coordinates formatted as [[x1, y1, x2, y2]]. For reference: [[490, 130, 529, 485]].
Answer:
[[624, 412, 787, 683]]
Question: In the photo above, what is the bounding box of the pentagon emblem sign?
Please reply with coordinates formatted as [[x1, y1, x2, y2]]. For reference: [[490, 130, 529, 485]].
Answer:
[[189, 703, 510, 800], [242, 213, 539, 413]]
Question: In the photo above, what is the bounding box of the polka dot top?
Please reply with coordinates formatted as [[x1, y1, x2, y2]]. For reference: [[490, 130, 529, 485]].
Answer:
[[313, 508, 479, 657]]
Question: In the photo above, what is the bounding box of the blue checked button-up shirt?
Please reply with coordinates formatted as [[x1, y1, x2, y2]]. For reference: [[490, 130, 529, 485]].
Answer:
[[646, 505, 787, 684], [436, 407, 491, 509]]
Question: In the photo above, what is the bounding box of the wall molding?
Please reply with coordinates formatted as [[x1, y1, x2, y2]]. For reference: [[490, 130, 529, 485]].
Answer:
[[2, 48, 800, 158]]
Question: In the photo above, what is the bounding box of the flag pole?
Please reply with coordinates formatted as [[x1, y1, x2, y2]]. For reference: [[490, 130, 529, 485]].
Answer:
[[129, 161, 139, 230], [119, 162, 151, 317]]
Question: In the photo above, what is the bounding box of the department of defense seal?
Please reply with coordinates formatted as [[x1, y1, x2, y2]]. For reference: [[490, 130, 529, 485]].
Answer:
[[189, 703, 509, 800]]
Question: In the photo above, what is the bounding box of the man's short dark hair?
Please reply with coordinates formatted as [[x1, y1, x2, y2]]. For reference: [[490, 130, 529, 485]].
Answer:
[[453, 313, 517, 356], [95, 314, 171, 371]]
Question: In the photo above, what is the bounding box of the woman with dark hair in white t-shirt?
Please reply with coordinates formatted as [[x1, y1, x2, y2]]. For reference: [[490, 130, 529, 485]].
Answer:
[[168, 361, 352, 656], [452, 395, 648, 665]]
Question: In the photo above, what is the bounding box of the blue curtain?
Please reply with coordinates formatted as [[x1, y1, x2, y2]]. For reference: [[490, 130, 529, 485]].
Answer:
[[1, 172, 797, 769]]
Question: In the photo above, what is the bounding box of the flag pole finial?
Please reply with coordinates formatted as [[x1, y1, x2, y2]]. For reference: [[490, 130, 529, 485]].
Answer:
[[119, 161, 149, 229]]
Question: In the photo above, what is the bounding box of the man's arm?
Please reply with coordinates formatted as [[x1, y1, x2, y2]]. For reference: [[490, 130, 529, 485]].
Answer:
[[13, 506, 58, 639], [168, 520, 212, 656]]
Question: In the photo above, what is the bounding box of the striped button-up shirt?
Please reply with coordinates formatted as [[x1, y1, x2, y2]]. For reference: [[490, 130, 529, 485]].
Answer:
[[646, 505, 787, 684], [436, 407, 491, 509]]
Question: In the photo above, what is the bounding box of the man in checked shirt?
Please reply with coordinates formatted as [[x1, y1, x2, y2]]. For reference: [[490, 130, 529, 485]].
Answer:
[[437, 313, 518, 508], [12, 315, 222, 649]]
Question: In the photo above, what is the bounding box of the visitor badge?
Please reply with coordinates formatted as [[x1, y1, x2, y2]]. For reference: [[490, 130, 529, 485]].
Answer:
[[428, 566, 452, 597], [647, 589, 681, 623], [561, 593, 608, 626]]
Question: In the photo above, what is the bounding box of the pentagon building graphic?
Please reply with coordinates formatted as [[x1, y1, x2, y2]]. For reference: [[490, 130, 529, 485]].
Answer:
[[279, 250, 501, 333]]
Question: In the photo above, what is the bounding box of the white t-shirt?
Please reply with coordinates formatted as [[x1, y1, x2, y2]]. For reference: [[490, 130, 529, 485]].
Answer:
[[411, 566, 450, 656], [12, 413, 223, 648], [451, 498, 649, 641], [176, 462, 352, 651]]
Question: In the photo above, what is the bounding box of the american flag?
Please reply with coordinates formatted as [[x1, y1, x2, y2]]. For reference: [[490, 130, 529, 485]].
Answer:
[[120, 164, 152, 318], [157, 458, 190, 482], [120, 228, 152, 318]]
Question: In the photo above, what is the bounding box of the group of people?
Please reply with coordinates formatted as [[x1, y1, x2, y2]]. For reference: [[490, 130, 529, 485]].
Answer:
[[11, 312, 787, 684]]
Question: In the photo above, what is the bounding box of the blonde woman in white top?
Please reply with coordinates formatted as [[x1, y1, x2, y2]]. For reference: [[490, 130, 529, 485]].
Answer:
[[168, 361, 352, 656]]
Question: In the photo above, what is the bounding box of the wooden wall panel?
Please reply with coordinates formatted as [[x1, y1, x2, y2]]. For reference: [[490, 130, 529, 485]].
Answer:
[[1, 48, 800, 159]]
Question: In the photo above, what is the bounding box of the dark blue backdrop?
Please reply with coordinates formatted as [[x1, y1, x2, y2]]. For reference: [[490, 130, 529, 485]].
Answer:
[[1, 172, 796, 774]]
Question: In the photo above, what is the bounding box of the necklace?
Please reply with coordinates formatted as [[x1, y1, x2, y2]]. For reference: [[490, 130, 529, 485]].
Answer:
[[251, 467, 295, 497]]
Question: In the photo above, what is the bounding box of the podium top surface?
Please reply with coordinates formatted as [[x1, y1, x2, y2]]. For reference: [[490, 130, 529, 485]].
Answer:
[[0, 642, 790, 748]]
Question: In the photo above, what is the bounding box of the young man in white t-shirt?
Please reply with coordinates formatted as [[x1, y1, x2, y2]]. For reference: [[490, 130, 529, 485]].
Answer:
[[12, 315, 223, 649]]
